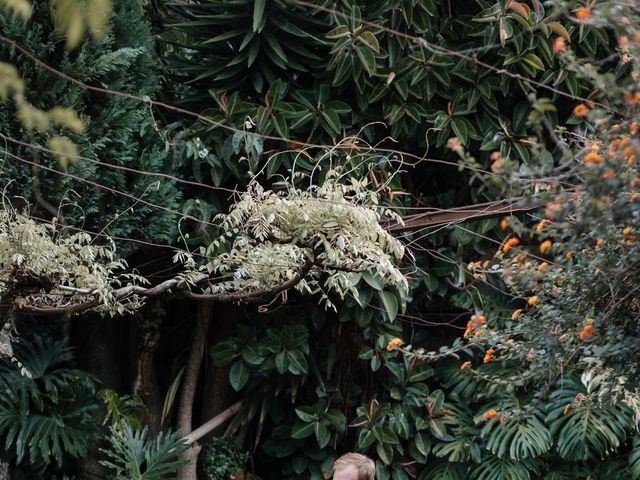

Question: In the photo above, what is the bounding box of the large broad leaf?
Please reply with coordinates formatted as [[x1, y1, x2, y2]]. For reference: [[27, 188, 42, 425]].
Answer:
[[252, 0, 266, 32], [229, 361, 250, 391], [419, 462, 468, 480], [546, 379, 633, 461], [470, 455, 542, 480], [379, 290, 399, 321], [481, 413, 552, 460], [631, 436, 640, 479]]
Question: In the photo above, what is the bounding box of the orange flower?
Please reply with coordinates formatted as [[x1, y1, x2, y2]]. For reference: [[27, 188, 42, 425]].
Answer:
[[632, 193, 640, 201], [460, 361, 472, 370], [537, 262, 549, 272], [528, 295, 539, 306], [535, 219, 548, 232], [539, 240, 552, 254], [544, 200, 561, 220], [575, 6, 590, 22], [491, 159, 504, 173], [483, 347, 495, 364], [595, 237, 604, 251], [623, 226, 633, 237], [565, 251, 574, 259], [482, 409, 498, 420], [632, 121, 639, 136], [563, 404, 571, 415], [502, 237, 520, 254], [601, 170, 615, 180], [511, 309, 523, 320], [580, 319, 594, 342], [472, 314, 486, 326], [448, 138, 462, 151], [463, 320, 474, 339], [386, 337, 404, 351], [583, 152, 602, 164], [554, 37, 566, 54], [500, 218, 510, 230], [573, 103, 589, 117]]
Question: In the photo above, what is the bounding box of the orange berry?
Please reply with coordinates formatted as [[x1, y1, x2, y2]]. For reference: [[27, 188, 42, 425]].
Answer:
[[554, 37, 566, 54], [601, 170, 615, 180], [528, 295, 539, 306], [500, 218, 510, 230], [511, 309, 523, 320], [460, 361, 472, 370], [537, 262, 549, 272]]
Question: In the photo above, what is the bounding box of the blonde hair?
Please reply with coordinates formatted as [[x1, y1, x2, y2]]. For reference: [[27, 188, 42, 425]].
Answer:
[[332, 453, 375, 480]]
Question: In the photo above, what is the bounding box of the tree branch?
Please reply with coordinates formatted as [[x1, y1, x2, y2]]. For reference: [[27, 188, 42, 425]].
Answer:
[[182, 399, 244, 445]]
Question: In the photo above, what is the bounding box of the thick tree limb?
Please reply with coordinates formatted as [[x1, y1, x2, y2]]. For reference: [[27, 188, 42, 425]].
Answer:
[[182, 399, 244, 445], [383, 197, 539, 232]]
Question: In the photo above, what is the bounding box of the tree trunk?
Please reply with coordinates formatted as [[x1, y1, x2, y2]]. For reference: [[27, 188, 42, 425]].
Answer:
[[176, 301, 212, 480], [200, 303, 239, 438], [72, 313, 129, 480], [132, 315, 163, 436]]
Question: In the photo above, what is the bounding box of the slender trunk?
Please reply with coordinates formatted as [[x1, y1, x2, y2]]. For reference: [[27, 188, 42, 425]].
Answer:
[[176, 301, 212, 480], [133, 318, 162, 436], [200, 303, 238, 438]]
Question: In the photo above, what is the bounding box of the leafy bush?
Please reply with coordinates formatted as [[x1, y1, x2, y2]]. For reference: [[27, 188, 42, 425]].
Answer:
[[201, 437, 248, 480], [0, 336, 98, 471]]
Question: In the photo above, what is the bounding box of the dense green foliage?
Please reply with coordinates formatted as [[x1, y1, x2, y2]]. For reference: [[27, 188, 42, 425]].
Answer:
[[1, 0, 640, 479], [0, 337, 98, 475], [0, 0, 181, 243], [201, 437, 248, 480], [153, 0, 640, 479]]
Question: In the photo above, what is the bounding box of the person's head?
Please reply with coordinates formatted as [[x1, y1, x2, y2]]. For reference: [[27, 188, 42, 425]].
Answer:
[[332, 453, 375, 480]]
